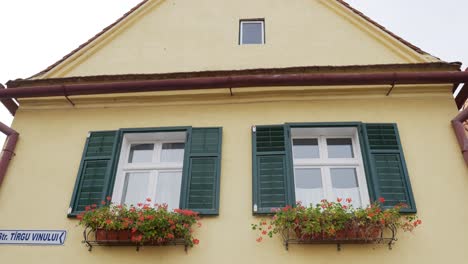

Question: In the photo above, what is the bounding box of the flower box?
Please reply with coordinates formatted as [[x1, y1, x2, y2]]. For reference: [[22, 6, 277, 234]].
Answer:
[[252, 198, 421, 250], [294, 225, 383, 241], [95, 229, 132, 241], [77, 197, 201, 251]]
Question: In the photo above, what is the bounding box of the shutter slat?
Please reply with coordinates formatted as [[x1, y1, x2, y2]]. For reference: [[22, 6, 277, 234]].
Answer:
[[68, 131, 119, 217], [185, 128, 222, 215], [363, 124, 416, 213]]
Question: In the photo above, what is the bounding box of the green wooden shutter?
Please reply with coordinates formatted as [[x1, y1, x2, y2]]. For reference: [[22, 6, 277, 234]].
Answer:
[[68, 131, 120, 217], [183, 128, 222, 215], [252, 125, 291, 214], [362, 124, 416, 213]]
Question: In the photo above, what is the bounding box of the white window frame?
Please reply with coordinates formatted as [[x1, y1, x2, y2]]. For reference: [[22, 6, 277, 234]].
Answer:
[[111, 132, 186, 208], [291, 127, 370, 207], [239, 20, 265, 45]]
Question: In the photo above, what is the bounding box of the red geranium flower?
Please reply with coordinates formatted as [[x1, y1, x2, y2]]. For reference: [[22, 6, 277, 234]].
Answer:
[[256, 237, 262, 243], [101, 201, 106, 205], [193, 239, 200, 245], [346, 198, 352, 203], [378, 197, 385, 203], [336, 198, 343, 203], [146, 197, 152, 202], [106, 196, 112, 201]]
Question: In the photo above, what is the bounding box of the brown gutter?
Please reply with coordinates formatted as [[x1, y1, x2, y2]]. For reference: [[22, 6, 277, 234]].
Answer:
[[0, 122, 19, 188], [0, 84, 19, 115], [3, 70, 468, 100], [452, 108, 468, 165]]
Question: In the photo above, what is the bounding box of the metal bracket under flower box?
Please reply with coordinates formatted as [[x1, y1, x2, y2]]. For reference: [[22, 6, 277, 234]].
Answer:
[[280, 225, 398, 251], [82, 227, 189, 252]]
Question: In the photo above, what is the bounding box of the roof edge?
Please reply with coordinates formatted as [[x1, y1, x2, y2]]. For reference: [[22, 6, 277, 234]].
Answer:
[[336, 0, 438, 59], [8, 62, 462, 88]]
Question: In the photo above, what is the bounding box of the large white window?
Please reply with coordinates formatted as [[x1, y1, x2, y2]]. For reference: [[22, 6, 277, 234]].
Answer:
[[291, 127, 370, 208], [111, 132, 186, 210], [240, 19, 265, 45]]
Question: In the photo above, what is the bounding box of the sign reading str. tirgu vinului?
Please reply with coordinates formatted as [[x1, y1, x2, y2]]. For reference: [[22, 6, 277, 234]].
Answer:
[[0, 230, 66, 245]]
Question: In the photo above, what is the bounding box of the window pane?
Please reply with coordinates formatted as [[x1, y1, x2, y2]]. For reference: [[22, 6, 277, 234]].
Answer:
[[327, 138, 354, 158], [122, 172, 151, 205], [161, 143, 185, 163], [331, 168, 361, 207], [294, 168, 323, 207], [155, 171, 182, 210], [293, 138, 319, 159], [128, 144, 154, 163], [241, 22, 263, 44]]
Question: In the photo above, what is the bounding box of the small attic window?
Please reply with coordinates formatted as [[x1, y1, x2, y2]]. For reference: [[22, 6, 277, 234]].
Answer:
[[239, 19, 265, 45]]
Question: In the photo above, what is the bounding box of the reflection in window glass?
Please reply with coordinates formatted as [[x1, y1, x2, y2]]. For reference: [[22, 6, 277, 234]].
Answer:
[[241, 21, 264, 44], [161, 143, 185, 162], [128, 144, 154, 163], [294, 168, 323, 207], [331, 168, 361, 207], [292, 139, 319, 159], [122, 172, 151, 205], [327, 138, 354, 158], [155, 171, 183, 210]]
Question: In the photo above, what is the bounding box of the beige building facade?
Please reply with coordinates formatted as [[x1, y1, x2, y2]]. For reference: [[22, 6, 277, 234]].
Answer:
[[1, 0, 467, 263]]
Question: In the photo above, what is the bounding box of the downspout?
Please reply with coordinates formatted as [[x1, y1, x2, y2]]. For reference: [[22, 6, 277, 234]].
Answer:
[[452, 107, 468, 165], [0, 121, 19, 187], [0, 84, 19, 115]]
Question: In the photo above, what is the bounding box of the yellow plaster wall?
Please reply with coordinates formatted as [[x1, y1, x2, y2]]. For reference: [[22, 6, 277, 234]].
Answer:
[[46, 0, 431, 78], [0, 93, 467, 263]]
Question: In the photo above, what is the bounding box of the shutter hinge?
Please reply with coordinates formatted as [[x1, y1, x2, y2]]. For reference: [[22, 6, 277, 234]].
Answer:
[[67, 207, 72, 214], [87, 132, 91, 138], [253, 204, 258, 212], [252, 126, 256, 133]]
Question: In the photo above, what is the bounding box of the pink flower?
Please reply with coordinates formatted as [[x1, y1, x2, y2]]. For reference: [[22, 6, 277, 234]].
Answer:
[[336, 198, 343, 203], [256, 237, 263, 243], [346, 198, 352, 203], [146, 197, 152, 202]]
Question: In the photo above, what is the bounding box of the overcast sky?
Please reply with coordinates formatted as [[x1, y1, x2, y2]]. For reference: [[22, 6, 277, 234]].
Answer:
[[0, 0, 466, 142]]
